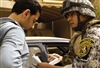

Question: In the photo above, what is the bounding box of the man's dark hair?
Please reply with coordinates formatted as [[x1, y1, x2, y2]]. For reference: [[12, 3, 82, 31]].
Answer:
[[11, 0, 41, 15]]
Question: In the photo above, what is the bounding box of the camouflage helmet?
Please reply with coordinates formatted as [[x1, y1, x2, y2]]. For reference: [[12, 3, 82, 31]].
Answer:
[[61, 0, 96, 18]]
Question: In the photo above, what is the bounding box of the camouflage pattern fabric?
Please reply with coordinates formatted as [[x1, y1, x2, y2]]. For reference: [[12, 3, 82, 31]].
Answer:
[[72, 21, 100, 68], [62, 20, 100, 68]]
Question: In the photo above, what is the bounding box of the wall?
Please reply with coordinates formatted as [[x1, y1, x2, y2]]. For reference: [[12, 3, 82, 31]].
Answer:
[[52, 18, 72, 39], [93, 0, 100, 20], [25, 13, 72, 38]]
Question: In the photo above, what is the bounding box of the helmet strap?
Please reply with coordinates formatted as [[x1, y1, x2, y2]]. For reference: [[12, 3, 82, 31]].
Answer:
[[72, 12, 93, 31]]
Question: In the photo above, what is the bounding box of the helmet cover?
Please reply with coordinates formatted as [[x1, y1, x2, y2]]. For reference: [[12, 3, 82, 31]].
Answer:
[[61, 0, 96, 18]]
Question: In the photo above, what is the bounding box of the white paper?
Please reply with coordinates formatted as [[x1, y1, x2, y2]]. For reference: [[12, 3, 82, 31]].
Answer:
[[49, 58, 60, 65], [32, 55, 41, 65], [32, 55, 60, 66]]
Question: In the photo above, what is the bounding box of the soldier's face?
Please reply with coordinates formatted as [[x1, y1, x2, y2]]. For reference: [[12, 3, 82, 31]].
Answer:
[[66, 12, 87, 28], [66, 12, 78, 28]]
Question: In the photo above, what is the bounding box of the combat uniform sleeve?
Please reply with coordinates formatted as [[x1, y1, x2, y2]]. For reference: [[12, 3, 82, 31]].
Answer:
[[0, 27, 29, 68], [72, 26, 100, 68]]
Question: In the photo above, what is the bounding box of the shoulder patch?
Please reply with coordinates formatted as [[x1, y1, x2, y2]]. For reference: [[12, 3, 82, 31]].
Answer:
[[78, 38, 95, 58]]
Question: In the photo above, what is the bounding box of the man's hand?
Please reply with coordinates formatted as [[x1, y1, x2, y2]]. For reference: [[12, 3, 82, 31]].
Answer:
[[48, 53, 62, 62]]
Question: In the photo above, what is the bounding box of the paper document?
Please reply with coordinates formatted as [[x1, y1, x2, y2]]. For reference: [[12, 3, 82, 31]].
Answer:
[[32, 55, 60, 66], [32, 55, 41, 65], [49, 58, 60, 65]]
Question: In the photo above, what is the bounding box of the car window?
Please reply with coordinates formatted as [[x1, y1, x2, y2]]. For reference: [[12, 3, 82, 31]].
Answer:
[[29, 47, 42, 68]]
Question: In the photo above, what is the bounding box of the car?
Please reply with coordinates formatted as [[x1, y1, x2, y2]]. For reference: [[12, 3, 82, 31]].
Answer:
[[26, 36, 70, 68]]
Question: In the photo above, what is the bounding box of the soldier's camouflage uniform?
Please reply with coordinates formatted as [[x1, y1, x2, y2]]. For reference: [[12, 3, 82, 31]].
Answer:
[[72, 20, 100, 68], [63, 20, 100, 68]]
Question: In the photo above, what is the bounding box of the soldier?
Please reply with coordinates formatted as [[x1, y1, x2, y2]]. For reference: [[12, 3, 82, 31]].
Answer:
[[37, 0, 100, 68]]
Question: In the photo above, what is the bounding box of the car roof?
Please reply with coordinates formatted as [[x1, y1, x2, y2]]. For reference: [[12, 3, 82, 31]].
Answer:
[[26, 36, 70, 43]]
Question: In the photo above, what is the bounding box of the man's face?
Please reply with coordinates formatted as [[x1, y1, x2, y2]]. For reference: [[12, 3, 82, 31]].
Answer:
[[22, 10, 40, 30]]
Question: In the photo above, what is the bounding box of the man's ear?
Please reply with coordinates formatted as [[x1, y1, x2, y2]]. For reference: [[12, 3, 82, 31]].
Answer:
[[22, 9, 31, 18]]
